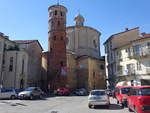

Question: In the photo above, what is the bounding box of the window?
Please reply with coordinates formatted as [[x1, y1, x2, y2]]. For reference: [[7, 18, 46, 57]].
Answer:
[[138, 88, 150, 96], [137, 61, 142, 70], [49, 12, 53, 17], [121, 88, 132, 94], [53, 36, 56, 40], [127, 48, 131, 56], [147, 42, 150, 49], [93, 40, 97, 48], [61, 37, 63, 40], [91, 91, 106, 95], [133, 45, 141, 56], [9, 57, 13, 72], [58, 21, 60, 26], [54, 10, 57, 15], [100, 65, 104, 70], [60, 11, 63, 16], [129, 88, 136, 95], [127, 63, 135, 74], [22, 59, 24, 74], [60, 61, 63, 66]]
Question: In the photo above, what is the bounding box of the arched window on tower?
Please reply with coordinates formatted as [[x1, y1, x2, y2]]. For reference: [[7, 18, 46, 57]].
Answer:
[[60, 11, 63, 16], [53, 36, 56, 40], [55, 10, 57, 15], [58, 21, 60, 26]]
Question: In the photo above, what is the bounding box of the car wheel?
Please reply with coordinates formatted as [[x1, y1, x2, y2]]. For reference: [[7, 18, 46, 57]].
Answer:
[[117, 100, 119, 104], [106, 105, 110, 109], [30, 95, 34, 100], [39, 94, 43, 99], [121, 103, 124, 108], [128, 107, 133, 112], [11, 95, 16, 99], [88, 104, 92, 108]]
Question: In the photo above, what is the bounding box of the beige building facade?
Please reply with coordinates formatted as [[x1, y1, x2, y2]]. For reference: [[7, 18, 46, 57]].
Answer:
[[66, 52, 106, 91], [0, 32, 43, 89], [115, 33, 150, 86]]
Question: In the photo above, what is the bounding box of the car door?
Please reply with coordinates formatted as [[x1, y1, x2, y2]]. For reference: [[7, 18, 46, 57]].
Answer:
[[129, 88, 136, 110], [1, 89, 8, 98], [33, 88, 40, 96]]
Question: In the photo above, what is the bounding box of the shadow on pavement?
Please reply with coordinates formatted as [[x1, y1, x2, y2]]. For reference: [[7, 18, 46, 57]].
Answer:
[[0, 101, 27, 107], [93, 104, 123, 110]]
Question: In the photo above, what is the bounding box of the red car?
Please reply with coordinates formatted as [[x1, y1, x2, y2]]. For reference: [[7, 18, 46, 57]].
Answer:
[[128, 86, 150, 113], [115, 86, 132, 107], [56, 88, 71, 96]]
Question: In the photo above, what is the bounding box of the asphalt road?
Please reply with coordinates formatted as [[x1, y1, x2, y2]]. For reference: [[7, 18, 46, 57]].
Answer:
[[0, 96, 129, 113]]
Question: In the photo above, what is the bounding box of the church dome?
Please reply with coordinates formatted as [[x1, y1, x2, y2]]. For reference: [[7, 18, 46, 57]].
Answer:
[[74, 13, 85, 26]]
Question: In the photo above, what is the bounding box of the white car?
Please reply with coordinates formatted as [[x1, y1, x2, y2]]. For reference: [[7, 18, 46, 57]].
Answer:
[[0, 88, 17, 99], [88, 90, 110, 108]]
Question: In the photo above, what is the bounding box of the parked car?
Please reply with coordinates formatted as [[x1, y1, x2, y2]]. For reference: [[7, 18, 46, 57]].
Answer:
[[0, 88, 17, 99], [128, 86, 150, 113], [74, 88, 88, 96], [88, 90, 110, 108], [115, 86, 132, 107], [18, 87, 44, 100], [56, 88, 70, 96]]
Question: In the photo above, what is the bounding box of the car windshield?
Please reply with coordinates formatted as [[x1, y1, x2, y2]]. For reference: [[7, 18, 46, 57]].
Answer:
[[121, 88, 131, 94], [91, 91, 105, 95], [139, 88, 150, 96], [24, 88, 34, 91]]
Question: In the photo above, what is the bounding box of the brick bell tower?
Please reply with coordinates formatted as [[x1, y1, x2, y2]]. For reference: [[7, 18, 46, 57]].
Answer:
[[48, 4, 67, 90]]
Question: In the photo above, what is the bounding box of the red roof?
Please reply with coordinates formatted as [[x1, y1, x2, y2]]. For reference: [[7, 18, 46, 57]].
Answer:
[[13, 40, 37, 44]]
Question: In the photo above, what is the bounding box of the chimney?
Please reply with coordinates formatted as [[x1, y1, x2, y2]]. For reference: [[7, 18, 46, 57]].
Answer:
[[141, 32, 146, 35]]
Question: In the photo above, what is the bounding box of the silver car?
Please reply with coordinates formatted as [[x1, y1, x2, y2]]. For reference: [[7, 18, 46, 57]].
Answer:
[[88, 90, 110, 108], [0, 88, 17, 99], [18, 87, 44, 100]]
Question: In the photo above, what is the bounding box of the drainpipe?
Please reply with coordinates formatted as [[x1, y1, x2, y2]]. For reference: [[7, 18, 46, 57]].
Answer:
[[14, 51, 18, 88]]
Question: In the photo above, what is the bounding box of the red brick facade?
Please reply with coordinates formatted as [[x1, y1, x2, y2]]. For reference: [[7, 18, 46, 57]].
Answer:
[[48, 5, 67, 90]]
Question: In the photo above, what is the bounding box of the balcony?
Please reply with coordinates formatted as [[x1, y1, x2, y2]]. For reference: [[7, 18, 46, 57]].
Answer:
[[146, 68, 150, 74], [116, 69, 136, 77], [129, 49, 150, 59], [128, 69, 136, 75]]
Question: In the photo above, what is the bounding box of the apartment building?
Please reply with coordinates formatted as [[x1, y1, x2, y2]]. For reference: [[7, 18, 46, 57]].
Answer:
[[115, 33, 150, 86], [104, 27, 140, 89]]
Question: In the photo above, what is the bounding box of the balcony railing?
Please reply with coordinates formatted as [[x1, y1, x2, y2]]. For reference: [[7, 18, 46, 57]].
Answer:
[[116, 69, 136, 76], [129, 49, 150, 58], [146, 68, 150, 74]]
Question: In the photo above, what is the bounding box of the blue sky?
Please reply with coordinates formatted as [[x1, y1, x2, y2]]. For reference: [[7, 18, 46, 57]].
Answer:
[[0, 0, 150, 55]]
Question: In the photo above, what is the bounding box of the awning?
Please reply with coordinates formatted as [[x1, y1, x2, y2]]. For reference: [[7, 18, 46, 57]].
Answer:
[[139, 75, 150, 80]]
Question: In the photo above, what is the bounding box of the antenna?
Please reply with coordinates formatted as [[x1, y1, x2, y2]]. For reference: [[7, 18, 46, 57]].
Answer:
[[78, 9, 80, 14], [57, 0, 59, 5]]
